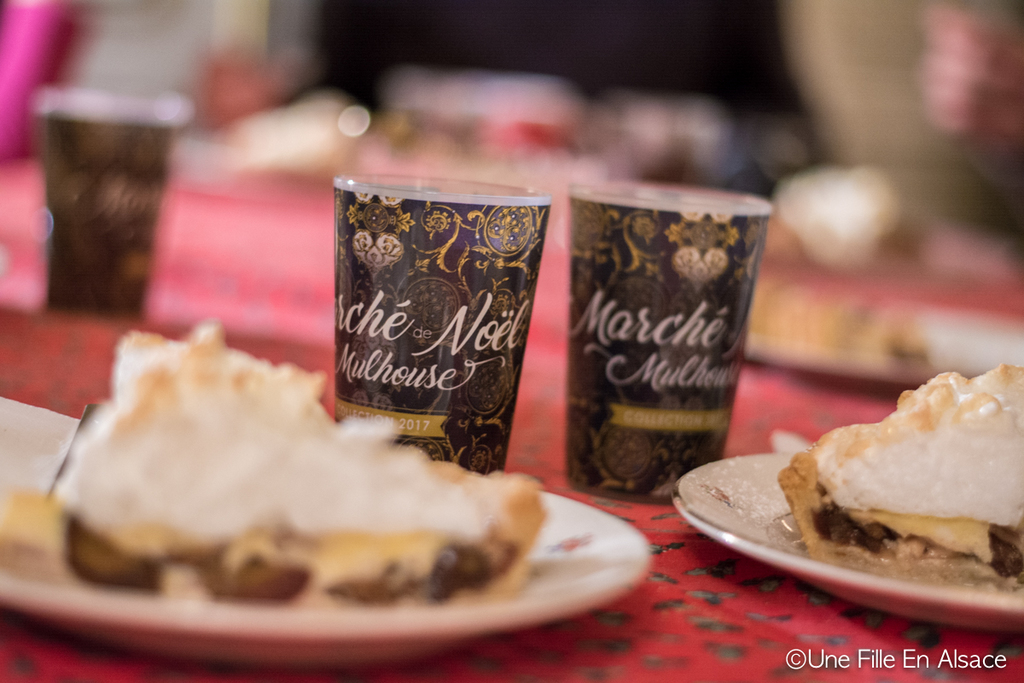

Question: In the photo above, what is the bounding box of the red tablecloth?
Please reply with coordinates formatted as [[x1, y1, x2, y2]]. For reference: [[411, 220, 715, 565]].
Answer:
[[2, 161, 1024, 682]]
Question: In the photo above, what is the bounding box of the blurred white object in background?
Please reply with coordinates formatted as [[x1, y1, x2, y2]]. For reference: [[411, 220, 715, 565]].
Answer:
[[773, 165, 900, 267], [919, 310, 1024, 378], [225, 90, 362, 177], [337, 104, 371, 137]]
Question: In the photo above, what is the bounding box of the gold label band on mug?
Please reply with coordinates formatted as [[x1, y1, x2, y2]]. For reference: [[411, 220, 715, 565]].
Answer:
[[335, 398, 447, 438], [608, 404, 731, 432]]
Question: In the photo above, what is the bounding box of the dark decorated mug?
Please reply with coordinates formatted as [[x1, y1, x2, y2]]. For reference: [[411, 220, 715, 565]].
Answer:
[[566, 183, 771, 502], [334, 176, 550, 474]]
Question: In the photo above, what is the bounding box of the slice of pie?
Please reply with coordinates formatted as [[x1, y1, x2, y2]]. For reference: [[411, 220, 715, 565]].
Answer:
[[0, 323, 545, 604], [779, 364, 1024, 587]]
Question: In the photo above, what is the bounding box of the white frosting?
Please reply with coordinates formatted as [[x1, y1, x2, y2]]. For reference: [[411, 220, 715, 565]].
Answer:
[[57, 323, 501, 541], [814, 366, 1024, 527], [818, 425, 1024, 526]]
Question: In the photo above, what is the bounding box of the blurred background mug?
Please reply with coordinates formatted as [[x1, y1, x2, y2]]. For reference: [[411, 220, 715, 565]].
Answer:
[[35, 87, 192, 316], [566, 183, 771, 502]]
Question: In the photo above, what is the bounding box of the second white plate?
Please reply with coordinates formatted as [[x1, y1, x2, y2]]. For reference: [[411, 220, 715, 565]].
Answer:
[[0, 492, 651, 666], [674, 453, 1024, 631]]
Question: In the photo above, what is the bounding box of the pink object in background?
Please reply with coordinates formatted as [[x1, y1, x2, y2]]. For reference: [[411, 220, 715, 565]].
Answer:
[[0, 0, 76, 161]]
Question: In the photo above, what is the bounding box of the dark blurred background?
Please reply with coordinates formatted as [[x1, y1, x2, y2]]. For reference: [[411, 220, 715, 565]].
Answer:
[[316, 0, 801, 112], [4, 0, 1024, 240]]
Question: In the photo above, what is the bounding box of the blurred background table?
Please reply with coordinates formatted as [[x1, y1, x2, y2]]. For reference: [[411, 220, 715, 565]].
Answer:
[[2, 158, 1024, 682]]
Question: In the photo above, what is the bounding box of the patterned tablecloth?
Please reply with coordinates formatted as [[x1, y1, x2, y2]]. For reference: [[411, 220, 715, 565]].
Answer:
[[2, 160, 1024, 682]]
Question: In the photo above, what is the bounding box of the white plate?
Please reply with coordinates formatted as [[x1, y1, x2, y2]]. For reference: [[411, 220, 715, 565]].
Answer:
[[747, 309, 1024, 387], [0, 493, 650, 666], [745, 333, 934, 387], [674, 453, 1024, 631]]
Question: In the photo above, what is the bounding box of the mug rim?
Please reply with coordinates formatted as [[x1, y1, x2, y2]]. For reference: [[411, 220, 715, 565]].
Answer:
[[335, 175, 551, 207], [34, 86, 194, 127], [570, 182, 772, 216]]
